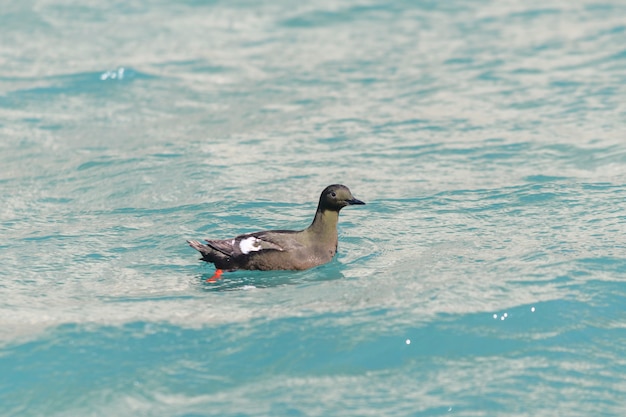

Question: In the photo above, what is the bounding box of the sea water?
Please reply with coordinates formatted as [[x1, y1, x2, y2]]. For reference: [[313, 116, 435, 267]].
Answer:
[[1, 1, 626, 416]]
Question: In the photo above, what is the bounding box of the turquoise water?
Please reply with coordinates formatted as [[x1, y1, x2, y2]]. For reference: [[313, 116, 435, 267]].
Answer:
[[2, 0, 626, 415]]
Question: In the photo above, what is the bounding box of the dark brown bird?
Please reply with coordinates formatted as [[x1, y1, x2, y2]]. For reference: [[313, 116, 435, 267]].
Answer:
[[187, 184, 365, 281]]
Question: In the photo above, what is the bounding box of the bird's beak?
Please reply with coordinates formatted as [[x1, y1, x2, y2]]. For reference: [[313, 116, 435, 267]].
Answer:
[[347, 198, 365, 205]]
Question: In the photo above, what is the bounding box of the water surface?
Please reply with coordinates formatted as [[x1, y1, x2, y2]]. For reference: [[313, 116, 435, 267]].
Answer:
[[1, 1, 626, 416]]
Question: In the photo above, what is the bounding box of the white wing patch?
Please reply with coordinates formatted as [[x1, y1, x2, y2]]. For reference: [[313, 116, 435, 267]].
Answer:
[[239, 236, 262, 255]]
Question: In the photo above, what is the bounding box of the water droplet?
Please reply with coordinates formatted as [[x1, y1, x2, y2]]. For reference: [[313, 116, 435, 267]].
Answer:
[[100, 67, 126, 81]]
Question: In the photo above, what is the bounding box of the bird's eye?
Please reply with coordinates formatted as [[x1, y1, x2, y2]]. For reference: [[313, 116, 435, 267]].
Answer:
[[330, 191, 337, 198]]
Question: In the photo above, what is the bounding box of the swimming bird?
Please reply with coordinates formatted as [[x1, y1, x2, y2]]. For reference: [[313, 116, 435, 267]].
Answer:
[[187, 184, 365, 281]]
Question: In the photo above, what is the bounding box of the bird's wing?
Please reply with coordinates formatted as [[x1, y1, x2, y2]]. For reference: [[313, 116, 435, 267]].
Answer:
[[250, 230, 305, 252], [205, 231, 300, 257], [233, 233, 286, 255], [204, 238, 237, 257]]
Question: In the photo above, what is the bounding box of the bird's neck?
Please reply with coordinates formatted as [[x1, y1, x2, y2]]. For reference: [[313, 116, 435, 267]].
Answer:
[[307, 208, 339, 240]]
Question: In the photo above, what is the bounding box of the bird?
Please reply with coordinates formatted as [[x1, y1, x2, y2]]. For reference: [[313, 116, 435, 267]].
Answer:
[[187, 184, 365, 281]]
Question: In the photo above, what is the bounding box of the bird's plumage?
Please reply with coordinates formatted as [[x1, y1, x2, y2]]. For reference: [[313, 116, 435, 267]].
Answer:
[[187, 184, 364, 273]]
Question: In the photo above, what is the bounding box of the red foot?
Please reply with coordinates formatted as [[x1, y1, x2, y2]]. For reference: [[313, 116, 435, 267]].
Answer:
[[206, 269, 224, 283]]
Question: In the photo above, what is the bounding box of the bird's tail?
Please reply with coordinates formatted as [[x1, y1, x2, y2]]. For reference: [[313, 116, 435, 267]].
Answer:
[[187, 240, 230, 268], [187, 240, 208, 254]]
